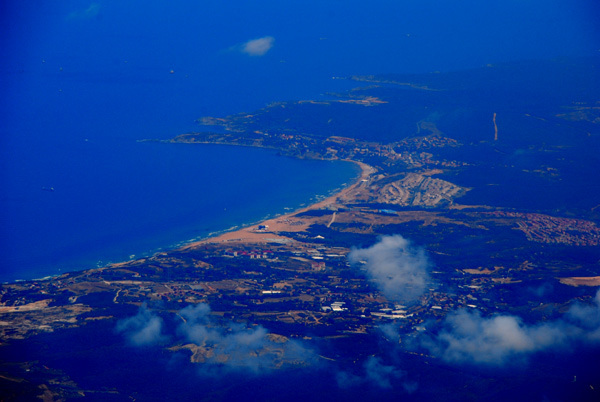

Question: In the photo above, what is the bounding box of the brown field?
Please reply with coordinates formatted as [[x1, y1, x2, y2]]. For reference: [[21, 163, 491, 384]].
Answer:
[[558, 276, 600, 287]]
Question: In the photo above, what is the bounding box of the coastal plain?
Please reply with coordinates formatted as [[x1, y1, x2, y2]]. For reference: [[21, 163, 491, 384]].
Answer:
[[2, 58, 600, 401]]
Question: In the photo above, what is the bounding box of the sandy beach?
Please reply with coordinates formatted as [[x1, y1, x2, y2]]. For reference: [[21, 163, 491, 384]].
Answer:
[[181, 160, 375, 248]]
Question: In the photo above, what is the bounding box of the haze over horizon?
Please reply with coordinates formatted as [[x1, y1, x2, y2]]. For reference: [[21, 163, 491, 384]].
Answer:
[[2, 1, 599, 116]]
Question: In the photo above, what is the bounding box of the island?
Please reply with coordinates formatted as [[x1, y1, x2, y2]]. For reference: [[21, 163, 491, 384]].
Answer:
[[2, 57, 600, 401]]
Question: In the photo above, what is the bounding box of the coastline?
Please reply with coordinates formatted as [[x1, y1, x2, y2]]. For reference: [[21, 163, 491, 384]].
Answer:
[[180, 159, 375, 249], [3, 148, 367, 284]]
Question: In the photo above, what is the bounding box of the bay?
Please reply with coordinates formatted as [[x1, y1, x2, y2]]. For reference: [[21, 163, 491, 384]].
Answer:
[[0, 67, 360, 283], [0, 138, 359, 283], [0, 4, 362, 284]]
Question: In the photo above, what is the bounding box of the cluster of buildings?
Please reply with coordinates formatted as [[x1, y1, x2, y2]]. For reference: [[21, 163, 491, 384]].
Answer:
[[488, 211, 600, 246]]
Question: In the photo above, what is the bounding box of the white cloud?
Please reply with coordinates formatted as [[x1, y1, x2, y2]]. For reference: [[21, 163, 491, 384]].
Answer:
[[421, 289, 600, 366], [348, 235, 430, 303], [116, 304, 167, 346], [336, 356, 416, 392], [425, 309, 571, 365], [240, 36, 275, 56], [67, 3, 101, 20], [566, 289, 600, 341], [176, 303, 316, 373], [116, 303, 317, 373]]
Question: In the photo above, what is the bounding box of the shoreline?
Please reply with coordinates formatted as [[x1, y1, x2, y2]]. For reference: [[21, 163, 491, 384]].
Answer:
[[180, 159, 375, 249], [3, 156, 371, 285], [35, 158, 373, 280]]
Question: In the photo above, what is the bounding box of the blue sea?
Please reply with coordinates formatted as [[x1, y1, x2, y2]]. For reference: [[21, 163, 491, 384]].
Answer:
[[1, 1, 597, 283], [0, 66, 362, 282], [0, 2, 362, 283], [0, 137, 360, 283]]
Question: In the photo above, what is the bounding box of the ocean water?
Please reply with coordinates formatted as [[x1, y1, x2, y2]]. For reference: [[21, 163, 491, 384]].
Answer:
[[0, 136, 359, 283], [0, 24, 361, 283], [0, 70, 361, 282]]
